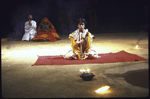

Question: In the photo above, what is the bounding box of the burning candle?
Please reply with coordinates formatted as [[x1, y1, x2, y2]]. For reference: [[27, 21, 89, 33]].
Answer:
[[134, 44, 141, 49], [135, 45, 139, 49], [87, 68, 90, 73], [79, 68, 90, 73], [80, 69, 86, 73]]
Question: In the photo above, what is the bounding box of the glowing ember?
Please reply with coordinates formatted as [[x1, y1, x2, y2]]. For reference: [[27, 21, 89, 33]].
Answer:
[[95, 86, 110, 94]]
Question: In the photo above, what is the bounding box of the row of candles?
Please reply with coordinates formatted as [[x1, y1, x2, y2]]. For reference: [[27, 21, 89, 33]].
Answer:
[[79, 68, 90, 73]]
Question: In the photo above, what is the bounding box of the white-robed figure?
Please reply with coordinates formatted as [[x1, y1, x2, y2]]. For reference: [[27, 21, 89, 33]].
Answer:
[[22, 15, 37, 41], [64, 18, 100, 60]]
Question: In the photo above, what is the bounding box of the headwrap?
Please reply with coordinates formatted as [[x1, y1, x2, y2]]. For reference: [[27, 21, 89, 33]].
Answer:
[[37, 17, 55, 34]]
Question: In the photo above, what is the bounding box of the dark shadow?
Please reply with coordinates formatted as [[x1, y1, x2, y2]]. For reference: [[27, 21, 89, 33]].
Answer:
[[123, 69, 149, 89], [104, 69, 149, 88]]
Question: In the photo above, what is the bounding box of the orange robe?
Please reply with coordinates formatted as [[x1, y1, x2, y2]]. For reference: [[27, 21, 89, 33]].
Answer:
[[32, 18, 60, 41], [69, 31, 92, 59]]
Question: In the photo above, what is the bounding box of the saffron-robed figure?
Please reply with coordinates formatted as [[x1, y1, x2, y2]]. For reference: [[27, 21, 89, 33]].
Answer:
[[64, 18, 100, 60]]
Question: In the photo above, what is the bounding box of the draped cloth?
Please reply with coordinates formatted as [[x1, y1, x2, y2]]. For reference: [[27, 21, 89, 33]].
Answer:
[[32, 18, 60, 41]]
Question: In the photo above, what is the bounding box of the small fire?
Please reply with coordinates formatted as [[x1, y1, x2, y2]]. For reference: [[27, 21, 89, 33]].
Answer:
[[87, 68, 90, 73], [79, 68, 90, 73], [95, 86, 110, 94], [80, 69, 86, 73], [136, 45, 139, 49]]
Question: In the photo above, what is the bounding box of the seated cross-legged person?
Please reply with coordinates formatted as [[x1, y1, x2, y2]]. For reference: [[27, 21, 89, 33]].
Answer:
[[22, 15, 37, 41], [64, 18, 100, 60]]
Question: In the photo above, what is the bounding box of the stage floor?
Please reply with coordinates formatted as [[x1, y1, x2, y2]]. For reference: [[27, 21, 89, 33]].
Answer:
[[1, 32, 149, 98]]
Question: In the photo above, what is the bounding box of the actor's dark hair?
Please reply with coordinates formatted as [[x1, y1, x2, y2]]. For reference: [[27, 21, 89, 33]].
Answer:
[[77, 18, 87, 25]]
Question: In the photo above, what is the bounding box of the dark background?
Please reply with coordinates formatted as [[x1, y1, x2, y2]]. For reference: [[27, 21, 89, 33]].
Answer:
[[1, 0, 148, 39]]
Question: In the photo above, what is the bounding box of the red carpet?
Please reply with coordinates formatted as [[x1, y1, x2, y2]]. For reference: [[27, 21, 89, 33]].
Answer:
[[32, 50, 148, 66]]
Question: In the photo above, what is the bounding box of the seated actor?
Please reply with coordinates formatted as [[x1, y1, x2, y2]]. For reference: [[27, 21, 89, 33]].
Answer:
[[22, 15, 37, 41], [32, 17, 60, 41], [64, 18, 99, 60]]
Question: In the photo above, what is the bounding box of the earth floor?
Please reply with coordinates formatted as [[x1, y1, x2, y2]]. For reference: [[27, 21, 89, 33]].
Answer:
[[1, 32, 149, 98]]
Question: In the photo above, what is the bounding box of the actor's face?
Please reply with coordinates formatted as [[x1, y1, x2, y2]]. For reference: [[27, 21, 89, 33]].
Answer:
[[28, 15, 32, 19], [78, 22, 85, 31]]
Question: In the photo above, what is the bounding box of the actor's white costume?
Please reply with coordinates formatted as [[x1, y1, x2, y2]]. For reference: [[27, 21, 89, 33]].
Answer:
[[64, 29, 100, 59], [22, 20, 37, 41]]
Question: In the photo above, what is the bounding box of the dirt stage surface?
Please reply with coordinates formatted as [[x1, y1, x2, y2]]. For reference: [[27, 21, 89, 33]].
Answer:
[[1, 32, 149, 98]]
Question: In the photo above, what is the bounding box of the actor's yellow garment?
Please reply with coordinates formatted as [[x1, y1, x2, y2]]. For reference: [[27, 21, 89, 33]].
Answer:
[[69, 32, 92, 51], [67, 29, 95, 59]]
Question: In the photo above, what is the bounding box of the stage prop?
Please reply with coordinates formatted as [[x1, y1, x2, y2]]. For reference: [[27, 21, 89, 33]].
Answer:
[[32, 50, 148, 66], [79, 68, 95, 81], [80, 73, 95, 81]]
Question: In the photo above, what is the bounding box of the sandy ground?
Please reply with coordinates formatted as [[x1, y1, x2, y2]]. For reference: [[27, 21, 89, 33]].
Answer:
[[1, 32, 149, 98]]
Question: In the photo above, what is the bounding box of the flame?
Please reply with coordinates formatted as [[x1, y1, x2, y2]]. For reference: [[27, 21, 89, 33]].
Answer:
[[136, 45, 139, 49], [87, 68, 90, 73], [134, 45, 141, 49], [95, 86, 110, 94], [79, 68, 90, 73], [80, 69, 86, 73]]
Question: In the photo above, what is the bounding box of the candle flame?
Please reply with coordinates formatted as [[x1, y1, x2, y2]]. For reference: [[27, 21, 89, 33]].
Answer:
[[136, 45, 139, 49], [80, 69, 86, 73], [95, 86, 110, 94], [87, 68, 90, 73], [79, 68, 90, 73]]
